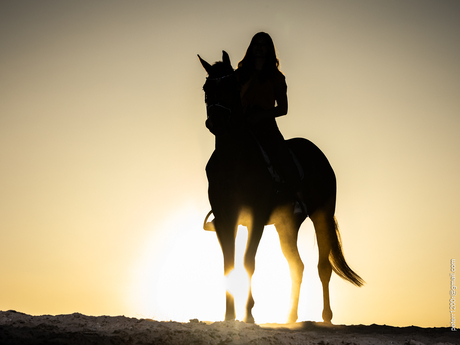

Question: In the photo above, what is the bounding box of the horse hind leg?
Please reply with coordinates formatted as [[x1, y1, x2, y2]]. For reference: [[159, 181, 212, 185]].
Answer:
[[311, 199, 365, 324], [310, 201, 335, 324], [274, 212, 304, 324]]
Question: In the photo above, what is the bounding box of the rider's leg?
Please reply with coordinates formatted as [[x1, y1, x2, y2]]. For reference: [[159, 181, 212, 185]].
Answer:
[[271, 145, 308, 215]]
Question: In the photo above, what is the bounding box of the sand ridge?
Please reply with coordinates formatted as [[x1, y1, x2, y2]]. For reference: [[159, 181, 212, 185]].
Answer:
[[0, 310, 456, 345]]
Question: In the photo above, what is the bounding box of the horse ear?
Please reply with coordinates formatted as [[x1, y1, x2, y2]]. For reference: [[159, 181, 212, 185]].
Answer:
[[198, 54, 212, 74], [222, 51, 231, 67]]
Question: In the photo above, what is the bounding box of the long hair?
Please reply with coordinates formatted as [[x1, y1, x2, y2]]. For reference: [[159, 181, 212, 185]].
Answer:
[[237, 32, 280, 83]]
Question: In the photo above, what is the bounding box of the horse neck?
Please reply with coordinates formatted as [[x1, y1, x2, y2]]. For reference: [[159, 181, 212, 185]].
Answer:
[[215, 127, 264, 172], [214, 100, 244, 149], [215, 128, 246, 152]]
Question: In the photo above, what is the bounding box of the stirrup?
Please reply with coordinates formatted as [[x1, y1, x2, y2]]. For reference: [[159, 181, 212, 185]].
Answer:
[[203, 210, 216, 231], [204, 219, 216, 231]]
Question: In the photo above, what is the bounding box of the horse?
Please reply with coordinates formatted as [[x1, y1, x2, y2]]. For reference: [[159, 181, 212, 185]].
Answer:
[[198, 51, 364, 324]]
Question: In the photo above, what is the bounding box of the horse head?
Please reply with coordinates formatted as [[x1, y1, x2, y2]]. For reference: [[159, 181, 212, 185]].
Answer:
[[198, 51, 241, 135]]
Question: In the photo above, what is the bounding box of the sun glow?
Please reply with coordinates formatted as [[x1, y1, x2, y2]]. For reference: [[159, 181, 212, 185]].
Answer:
[[129, 203, 324, 323], [128, 203, 224, 321]]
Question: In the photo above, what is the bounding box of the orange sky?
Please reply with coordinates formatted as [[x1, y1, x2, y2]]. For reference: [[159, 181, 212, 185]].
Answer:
[[1, 0, 459, 327]]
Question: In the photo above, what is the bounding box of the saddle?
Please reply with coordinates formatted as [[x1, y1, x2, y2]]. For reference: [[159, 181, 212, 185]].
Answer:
[[253, 138, 304, 186]]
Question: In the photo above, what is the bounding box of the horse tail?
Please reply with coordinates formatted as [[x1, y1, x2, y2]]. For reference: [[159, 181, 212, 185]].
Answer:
[[328, 216, 365, 287]]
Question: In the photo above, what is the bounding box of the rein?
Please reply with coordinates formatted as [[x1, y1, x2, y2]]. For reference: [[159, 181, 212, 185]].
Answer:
[[207, 103, 232, 114], [206, 73, 233, 82]]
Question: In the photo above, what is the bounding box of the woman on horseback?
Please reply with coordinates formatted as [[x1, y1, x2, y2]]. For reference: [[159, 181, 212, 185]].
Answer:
[[203, 32, 306, 232], [236, 32, 306, 215]]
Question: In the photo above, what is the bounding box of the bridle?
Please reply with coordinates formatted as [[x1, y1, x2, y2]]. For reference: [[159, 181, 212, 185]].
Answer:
[[204, 73, 235, 115]]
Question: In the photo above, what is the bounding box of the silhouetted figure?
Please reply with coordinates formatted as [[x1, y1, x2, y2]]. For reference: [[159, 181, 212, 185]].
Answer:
[[198, 45, 364, 324], [237, 32, 306, 215]]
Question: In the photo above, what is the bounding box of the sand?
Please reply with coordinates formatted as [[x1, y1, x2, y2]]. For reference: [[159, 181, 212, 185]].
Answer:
[[0, 310, 457, 345]]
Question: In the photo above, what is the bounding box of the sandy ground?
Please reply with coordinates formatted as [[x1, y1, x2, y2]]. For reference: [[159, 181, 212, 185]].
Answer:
[[0, 310, 457, 345]]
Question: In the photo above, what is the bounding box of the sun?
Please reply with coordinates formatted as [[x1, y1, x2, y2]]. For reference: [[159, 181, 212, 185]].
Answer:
[[128, 203, 224, 321]]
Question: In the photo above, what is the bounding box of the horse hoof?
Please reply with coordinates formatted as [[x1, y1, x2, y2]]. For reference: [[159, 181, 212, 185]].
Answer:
[[225, 312, 236, 321], [243, 314, 255, 324], [287, 316, 298, 324], [322, 309, 333, 324]]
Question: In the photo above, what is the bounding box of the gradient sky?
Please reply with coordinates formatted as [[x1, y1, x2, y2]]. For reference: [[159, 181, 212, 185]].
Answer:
[[1, 0, 459, 328]]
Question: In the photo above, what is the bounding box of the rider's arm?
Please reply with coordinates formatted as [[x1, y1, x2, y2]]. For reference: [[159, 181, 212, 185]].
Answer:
[[248, 78, 288, 123], [272, 81, 288, 118]]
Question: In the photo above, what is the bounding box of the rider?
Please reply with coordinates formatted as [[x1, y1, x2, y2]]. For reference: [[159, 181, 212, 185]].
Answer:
[[235, 32, 307, 215], [204, 32, 306, 231]]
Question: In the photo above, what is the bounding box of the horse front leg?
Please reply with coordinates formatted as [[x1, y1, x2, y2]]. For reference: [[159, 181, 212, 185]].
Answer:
[[215, 218, 237, 321], [243, 219, 265, 323]]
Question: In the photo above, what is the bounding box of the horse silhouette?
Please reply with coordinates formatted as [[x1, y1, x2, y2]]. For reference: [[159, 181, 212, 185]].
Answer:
[[198, 51, 363, 324]]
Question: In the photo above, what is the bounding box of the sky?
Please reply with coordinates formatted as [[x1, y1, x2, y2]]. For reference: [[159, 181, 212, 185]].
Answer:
[[1, 0, 459, 328]]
